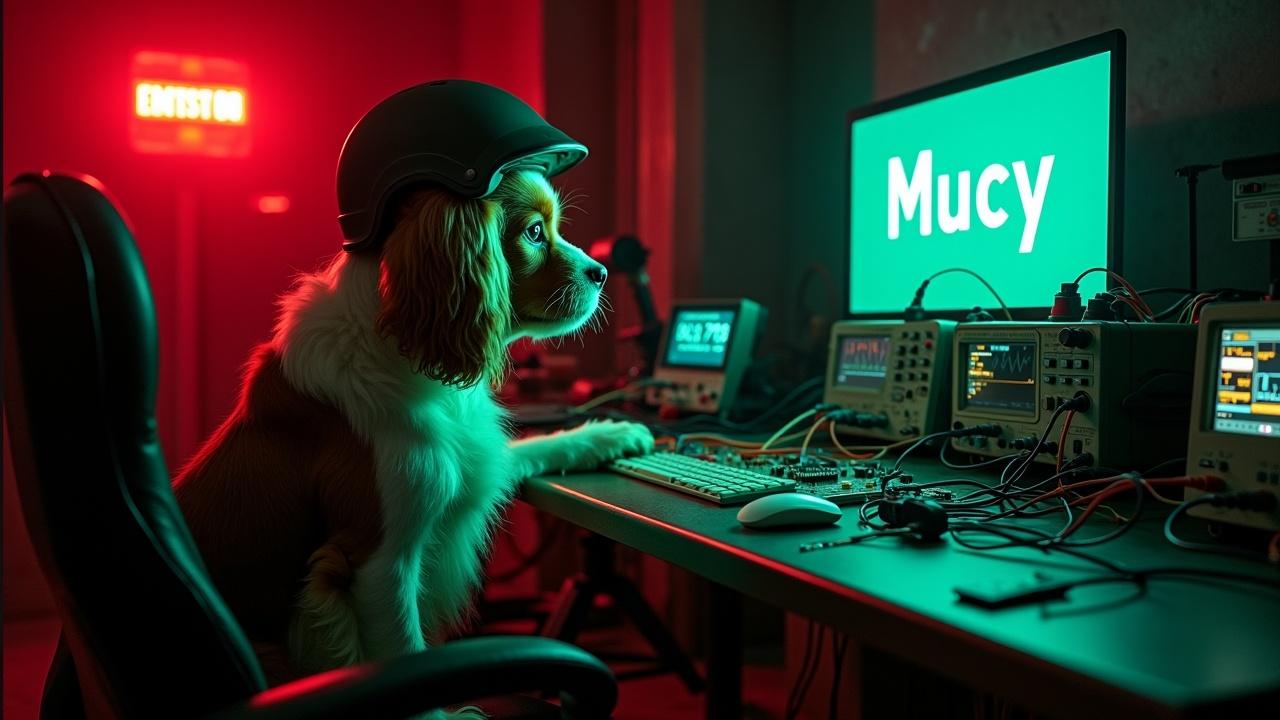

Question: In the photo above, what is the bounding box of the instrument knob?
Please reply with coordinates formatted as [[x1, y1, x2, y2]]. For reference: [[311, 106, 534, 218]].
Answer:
[[1058, 327, 1094, 349]]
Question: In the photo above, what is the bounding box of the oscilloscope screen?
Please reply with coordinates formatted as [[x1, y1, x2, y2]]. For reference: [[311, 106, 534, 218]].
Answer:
[[1212, 326, 1280, 438], [961, 342, 1037, 415], [833, 335, 891, 390]]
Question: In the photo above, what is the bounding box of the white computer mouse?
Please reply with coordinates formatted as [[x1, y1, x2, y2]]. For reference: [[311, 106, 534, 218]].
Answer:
[[737, 493, 842, 529]]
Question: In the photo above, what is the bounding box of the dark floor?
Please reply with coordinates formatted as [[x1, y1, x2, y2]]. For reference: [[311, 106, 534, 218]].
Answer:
[[3, 615, 789, 720]]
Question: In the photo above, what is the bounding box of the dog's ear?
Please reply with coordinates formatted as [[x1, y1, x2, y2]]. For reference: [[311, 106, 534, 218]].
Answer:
[[376, 187, 511, 387]]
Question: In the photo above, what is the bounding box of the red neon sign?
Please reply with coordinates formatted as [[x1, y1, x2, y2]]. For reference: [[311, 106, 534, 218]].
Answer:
[[130, 51, 250, 157]]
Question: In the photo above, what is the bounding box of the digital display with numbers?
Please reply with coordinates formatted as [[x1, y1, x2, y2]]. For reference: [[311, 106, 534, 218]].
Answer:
[[961, 342, 1037, 415], [1212, 326, 1280, 438], [664, 309, 737, 368], [833, 335, 891, 390]]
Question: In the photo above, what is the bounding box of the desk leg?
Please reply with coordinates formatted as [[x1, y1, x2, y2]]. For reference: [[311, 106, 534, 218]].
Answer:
[[706, 582, 742, 720]]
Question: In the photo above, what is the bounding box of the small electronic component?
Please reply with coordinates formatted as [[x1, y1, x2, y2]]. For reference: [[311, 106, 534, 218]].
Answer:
[[669, 444, 895, 506], [1224, 154, 1280, 243]]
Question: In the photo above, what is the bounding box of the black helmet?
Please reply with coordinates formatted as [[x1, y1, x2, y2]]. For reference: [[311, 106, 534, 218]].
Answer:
[[336, 79, 587, 252]]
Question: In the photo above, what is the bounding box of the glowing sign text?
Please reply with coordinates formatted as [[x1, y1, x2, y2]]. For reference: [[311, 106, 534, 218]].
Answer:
[[135, 83, 246, 124]]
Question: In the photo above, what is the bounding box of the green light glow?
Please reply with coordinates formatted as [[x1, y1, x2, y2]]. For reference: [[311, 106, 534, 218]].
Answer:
[[850, 51, 1112, 313]]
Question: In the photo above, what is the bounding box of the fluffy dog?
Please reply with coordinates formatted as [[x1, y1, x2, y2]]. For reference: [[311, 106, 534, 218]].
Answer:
[[174, 170, 654, 683]]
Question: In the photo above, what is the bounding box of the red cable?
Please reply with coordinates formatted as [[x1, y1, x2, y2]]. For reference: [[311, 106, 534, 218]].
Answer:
[[1055, 410, 1076, 474], [1074, 268, 1154, 317], [1003, 474, 1222, 526], [1060, 476, 1224, 538]]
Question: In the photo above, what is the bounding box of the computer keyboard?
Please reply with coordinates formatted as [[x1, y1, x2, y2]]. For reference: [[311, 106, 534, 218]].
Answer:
[[608, 453, 796, 505]]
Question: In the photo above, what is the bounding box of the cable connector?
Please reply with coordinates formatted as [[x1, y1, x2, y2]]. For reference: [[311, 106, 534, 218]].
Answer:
[[963, 423, 1002, 437], [825, 408, 856, 424], [1049, 282, 1082, 322], [904, 280, 930, 321], [1083, 292, 1121, 321], [879, 496, 948, 541], [1061, 452, 1095, 471], [1064, 392, 1092, 413], [1206, 491, 1278, 512]]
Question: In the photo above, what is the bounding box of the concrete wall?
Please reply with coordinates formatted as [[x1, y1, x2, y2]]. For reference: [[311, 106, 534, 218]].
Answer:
[[874, 0, 1280, 293], [692, 0, 1279, 363]]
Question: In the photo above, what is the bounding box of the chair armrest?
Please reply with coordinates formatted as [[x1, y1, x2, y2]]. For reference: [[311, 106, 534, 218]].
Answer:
[[207, 636, 617, 720]]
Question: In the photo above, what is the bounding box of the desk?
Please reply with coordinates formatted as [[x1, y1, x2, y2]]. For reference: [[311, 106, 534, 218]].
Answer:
[[522, 462, 1280, 719]]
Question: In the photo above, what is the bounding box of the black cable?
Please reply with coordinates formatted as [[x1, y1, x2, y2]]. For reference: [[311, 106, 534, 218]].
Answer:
[[948, 520, 1130, 574], [999, 400, 1076, 491], [978, 466, 1124, 523], [784, 621, 818, 720], [786, 624, 827, 720], [890, 424, 999, 474], [829, 634, 851, 720], [890, 430, 952, 473], [658, 376, 824, 434], [905, 267, 1013, 320], [985, 565, 1280, 601], [1164, 494, 1276, 561], [1057, 474, 1145, 547], [799, 527, 917, 552], [939, 441, 1027, 470]]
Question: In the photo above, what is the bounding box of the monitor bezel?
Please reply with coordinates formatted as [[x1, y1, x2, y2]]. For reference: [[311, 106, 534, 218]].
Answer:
[[843, 29, 1126, 320]]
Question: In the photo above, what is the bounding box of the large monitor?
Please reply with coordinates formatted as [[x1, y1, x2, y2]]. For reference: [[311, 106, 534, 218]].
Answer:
[[846, 30, 1125, 317]]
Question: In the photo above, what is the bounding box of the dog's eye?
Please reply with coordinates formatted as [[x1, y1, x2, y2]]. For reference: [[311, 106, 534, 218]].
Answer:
[[523, 221, 545, 245]]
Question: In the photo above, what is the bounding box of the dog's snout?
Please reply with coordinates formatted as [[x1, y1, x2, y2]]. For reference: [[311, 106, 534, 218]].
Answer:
[[585, 262, 607, 287]]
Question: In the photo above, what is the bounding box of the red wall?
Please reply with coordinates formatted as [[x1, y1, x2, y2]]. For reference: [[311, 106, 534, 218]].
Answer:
[[3, 0, 547, 618]]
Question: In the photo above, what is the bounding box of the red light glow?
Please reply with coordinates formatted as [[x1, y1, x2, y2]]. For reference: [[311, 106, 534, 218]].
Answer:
[[130, 51, 250, 157], [255, 194, 291, 214]]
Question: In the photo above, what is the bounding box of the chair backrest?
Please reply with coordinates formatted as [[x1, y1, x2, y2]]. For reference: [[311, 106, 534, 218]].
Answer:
[[3, 172, 266, 719]]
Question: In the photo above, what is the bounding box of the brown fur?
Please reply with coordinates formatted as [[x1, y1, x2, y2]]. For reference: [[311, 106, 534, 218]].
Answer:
[[173, 345, 382, 663], [174, 172, 605, 683], [376, 189, 512, 387]]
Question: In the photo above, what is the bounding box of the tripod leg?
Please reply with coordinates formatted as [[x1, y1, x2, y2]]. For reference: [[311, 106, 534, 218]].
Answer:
[[706, 582, 742, 720], [541, 575, 597, 642], [606, 575, 706, 693]]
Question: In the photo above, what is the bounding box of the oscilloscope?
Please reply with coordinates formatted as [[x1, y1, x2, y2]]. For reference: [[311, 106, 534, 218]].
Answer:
[[823, 320, 955, 441], [1184, 302, 1280, 530], [647, 298, 766, 415], [949, 321, 1195, 467]]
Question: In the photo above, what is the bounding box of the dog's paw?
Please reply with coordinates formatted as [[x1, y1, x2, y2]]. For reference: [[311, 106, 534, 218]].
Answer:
[[563, 420, 655, 471]]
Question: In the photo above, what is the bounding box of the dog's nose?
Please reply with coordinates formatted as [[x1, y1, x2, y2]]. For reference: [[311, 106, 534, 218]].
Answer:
[[585, 262, 608, 287]]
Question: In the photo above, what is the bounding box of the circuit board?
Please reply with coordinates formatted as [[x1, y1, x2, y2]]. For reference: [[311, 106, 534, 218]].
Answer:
[[667, 442, 960, 506], [672, 443, 887, 505]]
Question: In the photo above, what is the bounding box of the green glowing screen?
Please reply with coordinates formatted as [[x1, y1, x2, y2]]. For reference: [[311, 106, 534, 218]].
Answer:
[[849, 50, 1114, 314]]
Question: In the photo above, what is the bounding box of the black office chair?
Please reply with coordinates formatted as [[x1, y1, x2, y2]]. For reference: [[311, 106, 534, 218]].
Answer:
[[2, 171, 618, 720]]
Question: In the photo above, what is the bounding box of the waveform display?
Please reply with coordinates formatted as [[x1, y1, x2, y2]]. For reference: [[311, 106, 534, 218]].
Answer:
[[834, 335, 890, 390], [1213, 328, 1280, 438], [963, 341, 1036, 415]]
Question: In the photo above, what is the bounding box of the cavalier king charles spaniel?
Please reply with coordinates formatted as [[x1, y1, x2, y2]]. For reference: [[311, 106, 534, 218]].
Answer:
[[174, 170, 654, 686]]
